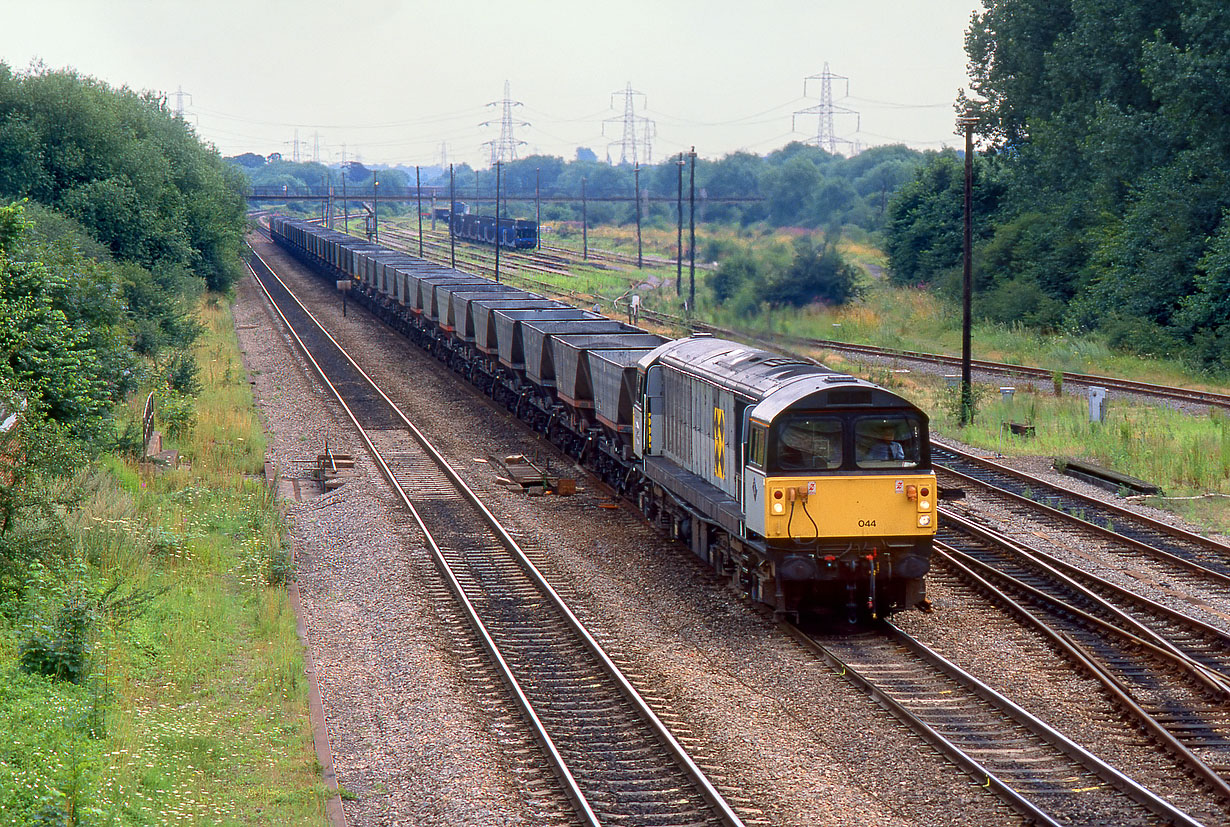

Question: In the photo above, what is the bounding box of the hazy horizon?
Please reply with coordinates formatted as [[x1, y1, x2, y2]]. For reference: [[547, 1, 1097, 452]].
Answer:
[[2, 0, 983, 167]]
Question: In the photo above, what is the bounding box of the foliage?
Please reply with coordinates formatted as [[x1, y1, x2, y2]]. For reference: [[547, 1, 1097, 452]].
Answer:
[[233, 140, 931, 236], [0, 205, 111, 437], [0, 202, 204, 444], [0, 296, 324, 823], [708, 237, 861, 311], [1176, 213, 1230, 370], [20, 594, 93, 684], [884, 149, 1005, 291], [767, 239, 862, 307], [163, 351, 202, 397], [0, 62, 247, 292], [889, 0, 1230, 371]]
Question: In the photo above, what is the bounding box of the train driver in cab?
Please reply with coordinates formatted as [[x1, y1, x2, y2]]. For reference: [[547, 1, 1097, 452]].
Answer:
[[858, 419, 916, 465]]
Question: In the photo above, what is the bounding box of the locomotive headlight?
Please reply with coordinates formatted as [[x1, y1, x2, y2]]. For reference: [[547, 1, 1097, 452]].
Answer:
[[918, 514, 932, 527], [772, 502, 785, 515], [919, 500, 931, 511]]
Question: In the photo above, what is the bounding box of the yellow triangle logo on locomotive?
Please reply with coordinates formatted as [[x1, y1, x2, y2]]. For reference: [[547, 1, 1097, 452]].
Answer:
[[713, 406, 726, 480]]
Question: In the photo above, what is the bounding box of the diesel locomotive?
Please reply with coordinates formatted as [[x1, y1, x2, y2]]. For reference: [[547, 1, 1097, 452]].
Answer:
[[268, 215, 939, 620]]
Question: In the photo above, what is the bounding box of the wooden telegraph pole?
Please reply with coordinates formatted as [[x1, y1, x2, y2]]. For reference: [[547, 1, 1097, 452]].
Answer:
[[959, 115, 978, 426]]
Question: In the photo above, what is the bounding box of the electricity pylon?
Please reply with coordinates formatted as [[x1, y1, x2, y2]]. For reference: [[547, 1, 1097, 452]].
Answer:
[[792, 63, 860, 155], [480, 80, 529, 167]]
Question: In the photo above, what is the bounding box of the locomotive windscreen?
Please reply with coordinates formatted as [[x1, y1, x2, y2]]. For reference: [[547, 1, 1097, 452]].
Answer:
[[772, 413, 923, 472], [854, 416, 922, 469], [776, 415, 843, 471]]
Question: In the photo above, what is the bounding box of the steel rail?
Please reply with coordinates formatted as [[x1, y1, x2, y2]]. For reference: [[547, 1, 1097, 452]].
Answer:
[[247, 252, 603, 825], [786, 621, 1203, 827], [935, 542, 1230, 804], [941, 510, 1230, 687], [933, 444, 1230, 587], [938, 442, 1230, 551], [760, 331, 1230, 409], [284, 214, 1230, 410], [940, 512, 1230, 696], [247, 246, 746, 827]]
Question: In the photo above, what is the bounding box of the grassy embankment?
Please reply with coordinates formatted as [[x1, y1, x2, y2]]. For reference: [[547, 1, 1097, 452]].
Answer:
[[0, 296, 325, 824]]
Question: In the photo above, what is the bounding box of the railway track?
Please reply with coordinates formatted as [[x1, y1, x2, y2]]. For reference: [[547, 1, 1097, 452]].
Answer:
[[934, 443, 1230, 589], [538, 241, 689, 272], [934, 515, 1230, 810], [751, 331, 1230, 411], [255, 216, 1229, 823], [791, 622, 1205, 827], [381, 226, 578, 280], [246, 248, 748, 827], [946, 513, 1230, 685]]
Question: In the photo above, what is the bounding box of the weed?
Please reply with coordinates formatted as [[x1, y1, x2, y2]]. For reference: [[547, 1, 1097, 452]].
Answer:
[[940, 380, 989, 427], [164, 352, 202, 397], [154, 388, 195, 439]]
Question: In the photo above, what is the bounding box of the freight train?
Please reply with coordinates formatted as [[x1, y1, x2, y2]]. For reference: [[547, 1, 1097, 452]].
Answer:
[[268, 216, 941, 620], [447, 211, 538, 249]]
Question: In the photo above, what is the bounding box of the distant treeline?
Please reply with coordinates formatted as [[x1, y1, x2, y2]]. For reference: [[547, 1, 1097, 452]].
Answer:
[[886, 0, 1230, 371], [229, 142, 931, 235]]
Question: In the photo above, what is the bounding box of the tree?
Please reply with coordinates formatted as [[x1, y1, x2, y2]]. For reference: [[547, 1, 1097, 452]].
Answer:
[[766, 240, 862, 307], [885, 152, 965, 286], [226, 152, 266, 169], [0, 204, 111, 436], [0, 63, 246, 293], [1176, 212, 1230, 369], [710, 250, 763, 304], [765, 156, 822, 226]]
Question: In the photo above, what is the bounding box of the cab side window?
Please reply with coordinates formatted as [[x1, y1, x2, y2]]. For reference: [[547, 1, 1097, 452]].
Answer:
[[749, 425, 767, 468]]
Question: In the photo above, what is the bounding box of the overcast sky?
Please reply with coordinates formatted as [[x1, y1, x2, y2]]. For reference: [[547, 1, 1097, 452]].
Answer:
[[2, 0, 982, 168]]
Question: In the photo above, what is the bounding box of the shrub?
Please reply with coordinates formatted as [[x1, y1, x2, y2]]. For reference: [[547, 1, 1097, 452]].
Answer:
[[940, 380, 989, 426], [155, 388, 195, 439], [165, 352, 202, 396], [20, 597, 93, 683], [264, 544, 292, 587]]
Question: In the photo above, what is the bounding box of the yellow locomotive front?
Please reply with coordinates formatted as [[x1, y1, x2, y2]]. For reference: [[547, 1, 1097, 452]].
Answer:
[[744, 408, 937, 619]]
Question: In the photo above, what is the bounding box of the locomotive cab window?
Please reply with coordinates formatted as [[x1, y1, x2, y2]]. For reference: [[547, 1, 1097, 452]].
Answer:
[[773, 416, 842, 472], [855, 416, 921, 469], [748, 424, 768, 468]]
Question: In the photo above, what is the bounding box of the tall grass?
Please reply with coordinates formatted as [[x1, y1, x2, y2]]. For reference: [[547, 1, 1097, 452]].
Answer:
[[0, 296, 325, 824]]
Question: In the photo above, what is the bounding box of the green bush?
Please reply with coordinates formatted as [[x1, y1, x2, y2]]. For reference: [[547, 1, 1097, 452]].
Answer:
[[155, 388, 195, 439], [264, 544, 293, 587], [165, 352, 202, 396], [20, 598, 93, 684]]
